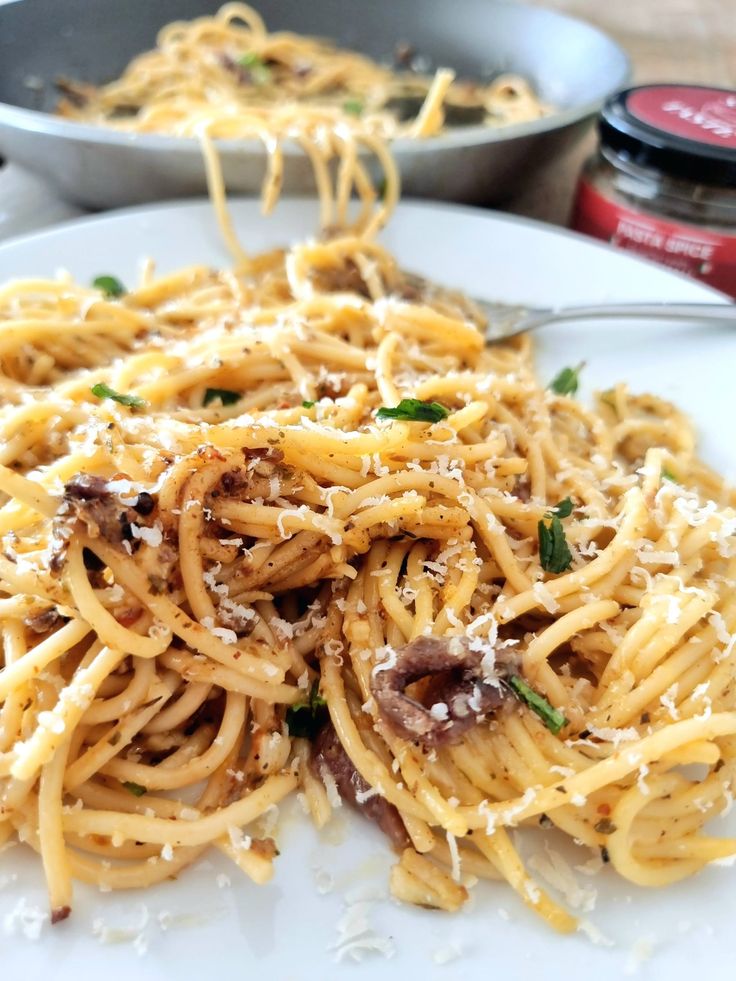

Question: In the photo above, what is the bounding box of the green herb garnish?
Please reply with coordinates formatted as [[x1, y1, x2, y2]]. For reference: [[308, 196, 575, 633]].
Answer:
[[538, 516, 573, 573], [538, 493, 574, 573], [285, 681, 327, 740], [546, 497, 574, 519], [377, 399, 449, 423], [122, 781, 147, 797], [508, 675, 567, 735], [90, 382, 146, 409], [342, 98, 364, 116], [549, 362, 585, 396], [92, 274, 126, 298], [203, 388, 241, 407], [301, 400, 316, 409], [661, 467, 678, 483], [238, 51, 271, 84]]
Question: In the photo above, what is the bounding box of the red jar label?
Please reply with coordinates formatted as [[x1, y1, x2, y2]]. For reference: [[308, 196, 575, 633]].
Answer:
[[572, 178, 736, 298], [627, 86, 736, 149]]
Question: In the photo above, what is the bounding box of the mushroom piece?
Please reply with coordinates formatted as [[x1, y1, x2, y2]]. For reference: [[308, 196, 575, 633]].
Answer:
[[370, 635, 508, 748]]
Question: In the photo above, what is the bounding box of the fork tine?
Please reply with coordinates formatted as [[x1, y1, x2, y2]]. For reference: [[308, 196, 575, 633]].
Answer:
[[476, 298, 735, 344], [479, 302, 529, 342]]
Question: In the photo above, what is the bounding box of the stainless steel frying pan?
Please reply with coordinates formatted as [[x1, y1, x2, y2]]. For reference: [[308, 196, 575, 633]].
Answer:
[[0, 0, 629, 209]]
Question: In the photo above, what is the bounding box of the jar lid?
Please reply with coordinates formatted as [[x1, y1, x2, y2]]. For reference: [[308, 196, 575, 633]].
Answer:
[[599, 85, 736, 188]]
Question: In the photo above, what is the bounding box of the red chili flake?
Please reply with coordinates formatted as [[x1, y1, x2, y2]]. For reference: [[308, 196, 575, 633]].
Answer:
[[115, 607, 143, 627]]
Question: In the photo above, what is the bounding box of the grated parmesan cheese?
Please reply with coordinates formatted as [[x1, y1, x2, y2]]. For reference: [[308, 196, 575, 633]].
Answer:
[[660, 684, 680, 720], [319, 764, 342, 808], [430, 702, 450, 722], [587, 725, 639, 747], [355, 785, 380, 804], [371, 645, 398, 676], [329, 900, 396, 964], [313, 867, 335, 895], [528, 845, 597, 912], [577, 918, 615, 947], [130, 521, 163, 548], [432, 941, 464, 965], [201, 616, 238, 646], [446, 831, 462, 883], [227, 827, 252, 851], [709, 611, 736, 662], [624, 935, 657, 975], [91, 905, 150, 951], [532, 580, 560, 614], [2, 897, 48, 940]]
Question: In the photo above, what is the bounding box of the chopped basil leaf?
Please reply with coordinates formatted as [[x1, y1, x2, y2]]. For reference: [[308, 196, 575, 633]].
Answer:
[[301, 400, 316, 408], [238, 51, 271, 84], [661, 466, 678, 483], [92, 274, 126, 298], [549, 362, 584, 396], [508, 675, 567, 735], [538, 516, 573, 573], [377, 398, 449, 423], [203, 387, 241, 407], [539, 498, 574, 569], [123, 781, 147, 797], [546, 497, 574, 519], [90, 382, 146, 409], [342, 98, 364, 116], [285, 680, 327, 740]]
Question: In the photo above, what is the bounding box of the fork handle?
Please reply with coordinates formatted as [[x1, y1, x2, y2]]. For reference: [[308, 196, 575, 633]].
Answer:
[[531, 302, 735, 329]]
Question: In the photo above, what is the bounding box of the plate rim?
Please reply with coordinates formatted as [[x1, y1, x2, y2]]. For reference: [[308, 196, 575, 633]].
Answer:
[[0, 194, 728, 304]]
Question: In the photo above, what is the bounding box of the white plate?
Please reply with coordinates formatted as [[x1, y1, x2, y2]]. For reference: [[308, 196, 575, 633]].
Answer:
[[0, 199, 733, 980], [0, 164, 84, 242]]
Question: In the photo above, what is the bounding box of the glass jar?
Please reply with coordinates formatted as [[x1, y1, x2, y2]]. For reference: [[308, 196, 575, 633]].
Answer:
[[572, 85, 736, 298]]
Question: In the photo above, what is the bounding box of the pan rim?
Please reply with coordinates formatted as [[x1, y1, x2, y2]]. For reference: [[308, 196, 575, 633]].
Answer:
[[0, 0, 631, 156]]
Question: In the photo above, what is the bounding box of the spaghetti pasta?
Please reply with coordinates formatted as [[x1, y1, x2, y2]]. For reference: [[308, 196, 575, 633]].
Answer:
[[0, 226, 735, 933], [0, 4, 734, 935]]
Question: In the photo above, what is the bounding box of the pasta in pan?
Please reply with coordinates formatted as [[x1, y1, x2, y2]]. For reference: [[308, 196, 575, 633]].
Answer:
[[56, 2, 550, 140], [55, 2, 548, 221]]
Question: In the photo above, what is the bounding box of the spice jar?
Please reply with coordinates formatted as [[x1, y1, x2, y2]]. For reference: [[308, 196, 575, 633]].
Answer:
[[572, 85, 736, 297]]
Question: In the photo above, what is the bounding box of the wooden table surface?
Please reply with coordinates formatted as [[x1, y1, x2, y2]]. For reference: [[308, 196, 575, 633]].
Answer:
[[504, 0, 736, 225]]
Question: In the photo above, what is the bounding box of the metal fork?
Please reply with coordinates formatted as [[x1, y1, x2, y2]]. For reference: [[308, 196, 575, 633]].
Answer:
[[477, 301, 735, 343]]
